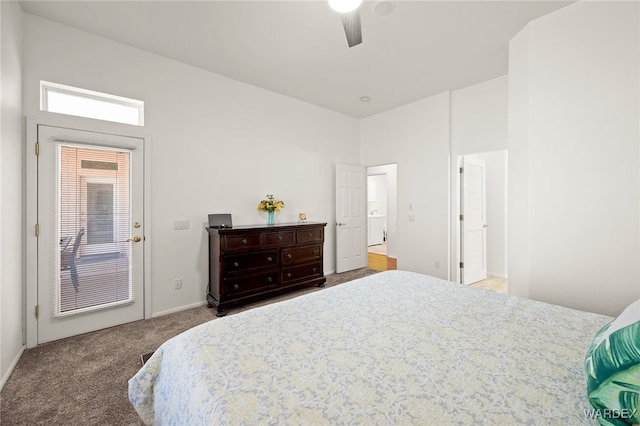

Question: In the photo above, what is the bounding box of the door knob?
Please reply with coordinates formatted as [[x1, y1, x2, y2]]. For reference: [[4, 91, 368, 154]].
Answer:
[[128, 236, 141, 243]]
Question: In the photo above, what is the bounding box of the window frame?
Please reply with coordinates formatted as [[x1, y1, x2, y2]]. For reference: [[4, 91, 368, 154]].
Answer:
[[40, 81, 144, 126]]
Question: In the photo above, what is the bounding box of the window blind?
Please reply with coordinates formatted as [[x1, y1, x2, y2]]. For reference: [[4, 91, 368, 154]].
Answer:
[[57, 144, 133, 315]]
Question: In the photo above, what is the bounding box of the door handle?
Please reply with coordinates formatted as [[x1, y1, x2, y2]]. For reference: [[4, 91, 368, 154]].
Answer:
[[127, 236, 142, 243], [337, 222, 346, 226]]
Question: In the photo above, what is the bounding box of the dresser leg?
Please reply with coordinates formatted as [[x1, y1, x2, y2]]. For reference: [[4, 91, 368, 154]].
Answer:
[[216, 310, 227, 317]]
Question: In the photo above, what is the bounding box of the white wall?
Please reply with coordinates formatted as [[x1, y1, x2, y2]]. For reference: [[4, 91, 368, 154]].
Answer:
[[22, 14, 361, 316], [1, 1, 24, 387], [361, 93, 450, 278], [451, 76, 508, 154], [450, 76, 509, 281], [509, 1, 640, 316]]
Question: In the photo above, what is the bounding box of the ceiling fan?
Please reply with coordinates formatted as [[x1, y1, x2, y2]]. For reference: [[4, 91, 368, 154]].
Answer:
[[328, 0, 363, 48]]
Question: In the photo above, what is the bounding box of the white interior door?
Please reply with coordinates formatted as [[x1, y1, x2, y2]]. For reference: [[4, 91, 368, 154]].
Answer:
[[37, 125, 144, 343], [335, 164, 367, 273], [462, 157, 487, 285]]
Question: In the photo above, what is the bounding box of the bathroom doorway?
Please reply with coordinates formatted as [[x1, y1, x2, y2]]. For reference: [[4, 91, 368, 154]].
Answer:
[[457, 150, 508, 290], [367, 164, 397, 271]]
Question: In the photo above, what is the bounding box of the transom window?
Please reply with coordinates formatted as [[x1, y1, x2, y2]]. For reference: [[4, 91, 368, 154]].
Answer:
[[41, 81, 144, 126]]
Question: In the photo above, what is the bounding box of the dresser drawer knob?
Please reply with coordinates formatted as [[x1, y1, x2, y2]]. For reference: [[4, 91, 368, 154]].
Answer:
[[241, 239, 247, 244], [278, 235, 283, 241], [313, 250, 318, 255], [287, 253, 292, 259], [307, 232, 312, 237], [312, 267, 317, 273], [233, 284, 239, 290], [233, 261, 239, 267], [267, 256, 273, 262], [267, 277, 273, 283], [287, 273, 292, 278]]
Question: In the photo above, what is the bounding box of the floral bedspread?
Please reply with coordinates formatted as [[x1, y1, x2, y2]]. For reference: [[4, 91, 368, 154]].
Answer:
[[128, 270, 611, 425]]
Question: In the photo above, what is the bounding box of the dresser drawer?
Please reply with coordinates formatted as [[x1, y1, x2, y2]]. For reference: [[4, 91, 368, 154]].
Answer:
[[282, 262, 322, 284], [297, 228, 324, 243], [223, 234, 262, 252], [208, 223, 326, 316], [264, 230, 295, 247], [224, 250, 278, 274], [224, 273, 278, 297], [282, 245, 322, 265]]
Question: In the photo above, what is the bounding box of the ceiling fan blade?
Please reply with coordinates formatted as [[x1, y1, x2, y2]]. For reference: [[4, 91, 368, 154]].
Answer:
[[340, 10, 362, 47]]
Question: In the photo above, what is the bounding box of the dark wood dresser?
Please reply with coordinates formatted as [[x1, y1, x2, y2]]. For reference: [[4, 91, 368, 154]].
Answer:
[[206, 222, 326, 316]]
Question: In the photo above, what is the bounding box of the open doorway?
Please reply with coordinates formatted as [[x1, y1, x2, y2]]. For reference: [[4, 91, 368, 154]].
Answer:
[[457, 151, 507, 293], [367, 164, 397, 271]]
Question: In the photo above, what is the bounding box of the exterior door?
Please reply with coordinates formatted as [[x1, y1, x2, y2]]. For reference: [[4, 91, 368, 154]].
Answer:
[[37, 125, 144, 343], [335, 164, 367, 273], [461, 157, 487, 285]]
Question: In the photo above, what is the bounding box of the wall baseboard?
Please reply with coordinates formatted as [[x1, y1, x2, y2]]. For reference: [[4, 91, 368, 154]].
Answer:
[[1, 345, 25, 391], [151, 301, 209, 318], [487, 272, 508, 279], [151, 271, 343, 318]]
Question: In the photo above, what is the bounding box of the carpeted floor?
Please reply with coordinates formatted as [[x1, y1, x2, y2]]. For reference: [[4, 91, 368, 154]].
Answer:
[[0, 268, 378, 426]]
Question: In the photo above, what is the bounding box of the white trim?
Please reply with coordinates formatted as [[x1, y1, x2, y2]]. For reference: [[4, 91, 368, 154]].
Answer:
[[151, 301, 209, 318], [486, 272, 508, 280], [26, 118, 39, 348], [25, 114, 152, 348], [0, 346, 25, 391]]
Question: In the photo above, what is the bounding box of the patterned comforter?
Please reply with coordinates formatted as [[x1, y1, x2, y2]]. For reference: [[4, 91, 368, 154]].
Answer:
[[128, 270, 611, 425]]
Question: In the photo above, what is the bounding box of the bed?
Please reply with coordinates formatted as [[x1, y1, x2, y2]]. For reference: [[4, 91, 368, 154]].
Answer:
[[128, 270, 637, 425]]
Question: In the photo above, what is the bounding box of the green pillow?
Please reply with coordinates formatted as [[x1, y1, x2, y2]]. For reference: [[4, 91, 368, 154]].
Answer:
[[585, 299, 640, 426]]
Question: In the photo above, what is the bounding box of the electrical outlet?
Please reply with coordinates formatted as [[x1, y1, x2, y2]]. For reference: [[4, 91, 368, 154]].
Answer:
[[173, 220, 190, 230], [174, 278, 182, 290]]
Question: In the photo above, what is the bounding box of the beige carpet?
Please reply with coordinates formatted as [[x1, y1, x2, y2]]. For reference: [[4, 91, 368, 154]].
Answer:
[[0, 268, 378, 426]]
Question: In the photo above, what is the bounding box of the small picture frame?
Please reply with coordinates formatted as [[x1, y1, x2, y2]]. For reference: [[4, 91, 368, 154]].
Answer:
[[298, 213, 307, 223]]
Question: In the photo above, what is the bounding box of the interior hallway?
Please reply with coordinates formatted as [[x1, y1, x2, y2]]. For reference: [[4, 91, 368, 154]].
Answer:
[[367, 243, 397, 272], [469, 276, 508, 294], [368, 242, 507, 295]]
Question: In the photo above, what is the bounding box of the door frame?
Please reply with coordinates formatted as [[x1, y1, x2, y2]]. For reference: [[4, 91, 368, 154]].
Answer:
[[25, 115, 152, 348]]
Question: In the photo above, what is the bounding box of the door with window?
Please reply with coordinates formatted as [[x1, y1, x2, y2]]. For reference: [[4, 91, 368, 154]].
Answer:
[[37, 125, 144, 343]]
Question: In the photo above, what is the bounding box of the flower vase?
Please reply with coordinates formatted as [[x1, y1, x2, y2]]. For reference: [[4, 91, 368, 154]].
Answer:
[[267, 210, 275, 225]]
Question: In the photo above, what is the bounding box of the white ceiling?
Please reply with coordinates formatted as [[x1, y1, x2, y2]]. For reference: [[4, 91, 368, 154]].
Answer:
[[20, 0, 571, 118]]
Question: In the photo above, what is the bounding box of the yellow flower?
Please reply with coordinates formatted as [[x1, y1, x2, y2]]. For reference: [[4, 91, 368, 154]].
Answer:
[[257, 194, 285, 212]]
